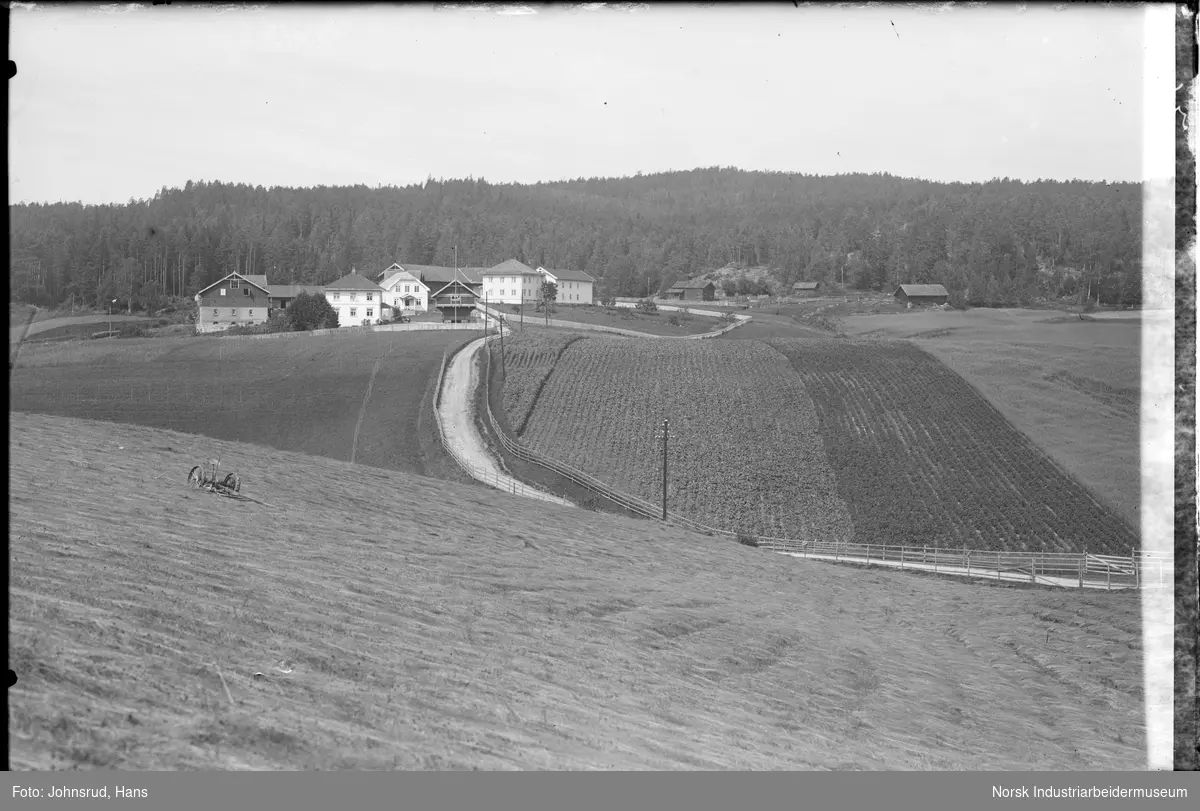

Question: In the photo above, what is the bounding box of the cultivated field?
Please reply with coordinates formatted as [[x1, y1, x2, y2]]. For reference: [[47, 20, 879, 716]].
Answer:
[[840, 308, 1142, 527], [8, 331, 475, 480], [516, 339, 854, 542], [9, 412, 1148, 770], [499, 331, 588, 435], [769, 339, 1139, 555]]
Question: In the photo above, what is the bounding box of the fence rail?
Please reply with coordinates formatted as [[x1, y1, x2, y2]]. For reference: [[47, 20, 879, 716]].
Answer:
[[473, 303, 749, 340]]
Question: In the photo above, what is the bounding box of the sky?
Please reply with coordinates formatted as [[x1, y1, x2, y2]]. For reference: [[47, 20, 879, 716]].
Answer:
[[8, 2, 1174, 206]]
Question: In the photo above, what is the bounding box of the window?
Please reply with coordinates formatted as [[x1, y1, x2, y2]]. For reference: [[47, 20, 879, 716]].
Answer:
[[404, 285, 410, 293], [213, 308, 219, 316], [230, 278, 242, 289], [249, 309, 254, 316], [367, 294, 373, 301], [350, 293, 357, 301], [394, 297, 400, 305], [350, 308, 357, 317], [334, 293, 341, 301], [220, 289, 227, 297], [367, 309, 373, 317], [243, 288, 250, 296], [230, 309, 236, 316]]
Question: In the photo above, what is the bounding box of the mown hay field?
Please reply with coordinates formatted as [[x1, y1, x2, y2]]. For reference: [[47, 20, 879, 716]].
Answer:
[[769, 338, 1138, 555], [8, 412, 1148, 770], [8, 331, 475, 478], [516, 338, 854, 542]]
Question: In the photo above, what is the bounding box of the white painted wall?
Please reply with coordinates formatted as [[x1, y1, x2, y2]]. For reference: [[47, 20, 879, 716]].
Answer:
[[324, 289, 382, 327]]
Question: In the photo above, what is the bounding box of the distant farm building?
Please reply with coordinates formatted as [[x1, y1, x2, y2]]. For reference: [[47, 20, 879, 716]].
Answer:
[[194, 272, 272, 333], [323, 269, 385, 327], [894, 284, 950, 306], [792, 281, 821, 296], [665, 279, 716, 301], [536, 266, 597, 304], [377, 265, 430, 313], [429, 271, 480, 323], [403, 264, 485, 298], [480, 259, 544, 305], [268, 284, 326, 312]]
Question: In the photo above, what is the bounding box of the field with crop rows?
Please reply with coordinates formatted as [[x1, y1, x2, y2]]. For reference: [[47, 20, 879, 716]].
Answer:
[[9, 331, 475, 478], [768, 339, 1140, 555], [499, 331, 588, 435], [518, 339, 854, 541]]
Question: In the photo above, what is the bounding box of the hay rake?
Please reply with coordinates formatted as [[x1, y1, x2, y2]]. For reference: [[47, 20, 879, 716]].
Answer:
[[187, 457, 245, 499]]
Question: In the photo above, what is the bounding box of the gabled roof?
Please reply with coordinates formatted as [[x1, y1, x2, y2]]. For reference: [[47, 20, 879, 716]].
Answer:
[[405, 264, 485, 285], [792, 281, 820, 290], [269, 284, 326, 298], [669, 278, 715, 290], [379, 270, 429, 292], [481, 259, 540, 277], [324, 270, 384, 292], [895, 284, 949, 297], [429, 278, 480, 299], [537, 267, 596, 283], [195, 271, 272, 297]]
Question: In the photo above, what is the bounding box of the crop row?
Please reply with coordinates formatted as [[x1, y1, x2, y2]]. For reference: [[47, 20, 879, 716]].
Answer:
[[767, 338, 1140, 555], [498, 331, 587, 435], [517, 338, 854, 542]]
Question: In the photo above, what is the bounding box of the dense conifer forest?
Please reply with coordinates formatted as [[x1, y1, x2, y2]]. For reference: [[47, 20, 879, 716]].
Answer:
[[10, 168, 1146, 310]]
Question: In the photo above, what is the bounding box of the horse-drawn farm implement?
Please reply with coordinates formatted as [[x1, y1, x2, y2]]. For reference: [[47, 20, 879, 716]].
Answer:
[[186, 457, 270, 506]]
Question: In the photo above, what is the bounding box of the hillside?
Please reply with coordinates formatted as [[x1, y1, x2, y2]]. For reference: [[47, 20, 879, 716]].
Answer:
[[11, 169, 1143, 312], [9, 412, 1147, 770]]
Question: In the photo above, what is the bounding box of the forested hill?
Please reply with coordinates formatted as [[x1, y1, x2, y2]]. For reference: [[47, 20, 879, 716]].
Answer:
[[10, 168, 1144, 309]]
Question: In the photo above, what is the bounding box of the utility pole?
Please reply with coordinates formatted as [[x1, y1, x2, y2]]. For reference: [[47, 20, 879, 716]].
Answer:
[[498, 313, 506, 375], [655, 418, 673, 521]]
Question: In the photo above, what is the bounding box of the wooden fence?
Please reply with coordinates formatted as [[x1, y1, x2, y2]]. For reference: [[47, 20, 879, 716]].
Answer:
[[473, 303, 750, 340]]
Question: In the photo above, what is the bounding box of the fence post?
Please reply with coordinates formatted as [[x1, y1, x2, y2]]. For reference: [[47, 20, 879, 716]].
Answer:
[[966, 551, 970, 578], [1106, 564, 1111, 591], [866, 544, 871, 564], [996, 552, 1000, 582], [1030, 557, 1035, 584], [899, 546, 904, 569], [1078, 557, 1084, 588], [1133, 548, 1139, 589]]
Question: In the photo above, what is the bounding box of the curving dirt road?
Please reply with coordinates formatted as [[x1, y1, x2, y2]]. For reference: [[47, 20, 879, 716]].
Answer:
[[436, 335, 575, 508]]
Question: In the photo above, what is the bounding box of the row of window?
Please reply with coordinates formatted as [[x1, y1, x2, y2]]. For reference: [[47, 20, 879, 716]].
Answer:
[[331, 293, 373, 301], [212, 308, 259, 317], [219, 288, 252, 296]]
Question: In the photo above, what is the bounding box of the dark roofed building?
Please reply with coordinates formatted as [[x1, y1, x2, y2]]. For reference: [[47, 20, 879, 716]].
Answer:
[[792, 281, 820, 296], [665, 278, 716, 301], [894, 284, 950, 306], [269, 284, 326, 311]]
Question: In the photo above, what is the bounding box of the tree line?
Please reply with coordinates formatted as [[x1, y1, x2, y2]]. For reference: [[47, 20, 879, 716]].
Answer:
[[9, 168, 1145, 312]]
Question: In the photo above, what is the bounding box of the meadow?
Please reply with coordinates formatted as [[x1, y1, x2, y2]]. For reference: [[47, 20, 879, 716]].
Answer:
[[503, 303, 726, 337], [9, 412, 1149, 770], [515, 338, 854, 542], [8, 331, 477, 481]]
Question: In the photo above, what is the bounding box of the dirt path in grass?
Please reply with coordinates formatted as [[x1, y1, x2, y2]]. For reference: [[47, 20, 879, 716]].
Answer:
[[9, 313, 155, 343], [437, 336, 575, 508]]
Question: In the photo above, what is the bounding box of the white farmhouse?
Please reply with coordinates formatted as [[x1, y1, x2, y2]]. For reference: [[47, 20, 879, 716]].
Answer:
[[480, 259, 544, 305], [536, 266, 597, 304], [323, 269, 385, 327], [377, 263, 431, 314]]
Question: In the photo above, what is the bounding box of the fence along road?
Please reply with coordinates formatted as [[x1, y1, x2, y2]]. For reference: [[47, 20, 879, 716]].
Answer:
[[434, 332, 575, 508]]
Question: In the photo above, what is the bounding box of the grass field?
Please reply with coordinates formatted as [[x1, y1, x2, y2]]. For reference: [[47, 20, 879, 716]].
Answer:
[[8, 331, 476, 482], [9, 412, 1148, 770], [507, 304, 726, 336], [515, 338, 854, 541], [839, 308, 1141, 527], [768, 339, 1139, 555]]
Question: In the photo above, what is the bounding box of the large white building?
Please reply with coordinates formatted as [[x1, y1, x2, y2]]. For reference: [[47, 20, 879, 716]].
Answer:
[[377, 263, 431, 313], [323, 269, 385, 327], [479, 259, 544, 305], [536, 266, 597, 304]]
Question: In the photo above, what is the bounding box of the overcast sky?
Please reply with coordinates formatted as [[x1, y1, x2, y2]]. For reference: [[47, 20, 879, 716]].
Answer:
[[9, 3, 1170, 205]]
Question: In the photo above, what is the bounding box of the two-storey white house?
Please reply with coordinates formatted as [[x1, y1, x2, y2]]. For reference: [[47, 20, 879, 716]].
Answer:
[[323, 269, 385, 327], [536, 267, 597, 304], [480, 259, 544, 305], [377, 263, 430, 313]]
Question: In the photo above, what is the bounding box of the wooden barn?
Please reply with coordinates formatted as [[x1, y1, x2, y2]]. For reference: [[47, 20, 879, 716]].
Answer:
[[665, 279, 716, 301], [429, 272, 480, 323], [792, 281, 820, 296], [894, 283, 950, 306], [194, 272, 272, 333]]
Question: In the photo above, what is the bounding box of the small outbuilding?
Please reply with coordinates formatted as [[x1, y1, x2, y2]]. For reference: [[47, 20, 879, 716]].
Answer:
[[792, 281, 820, 296], [894, 284, 949, 306], [665, 279, 716, 301]]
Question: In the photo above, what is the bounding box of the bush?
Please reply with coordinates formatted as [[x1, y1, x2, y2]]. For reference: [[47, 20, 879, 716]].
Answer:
[[666, 314, 681, 327], [736, 532, 759, 548], [598, 294, 617, 307], [720, 311, 737, 324], [117, 323, 148, 339], [287, 292, 339, 331], [157, 319, 169, 327], [635, 298, 658, 313], [268, 309, 293, 333]]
